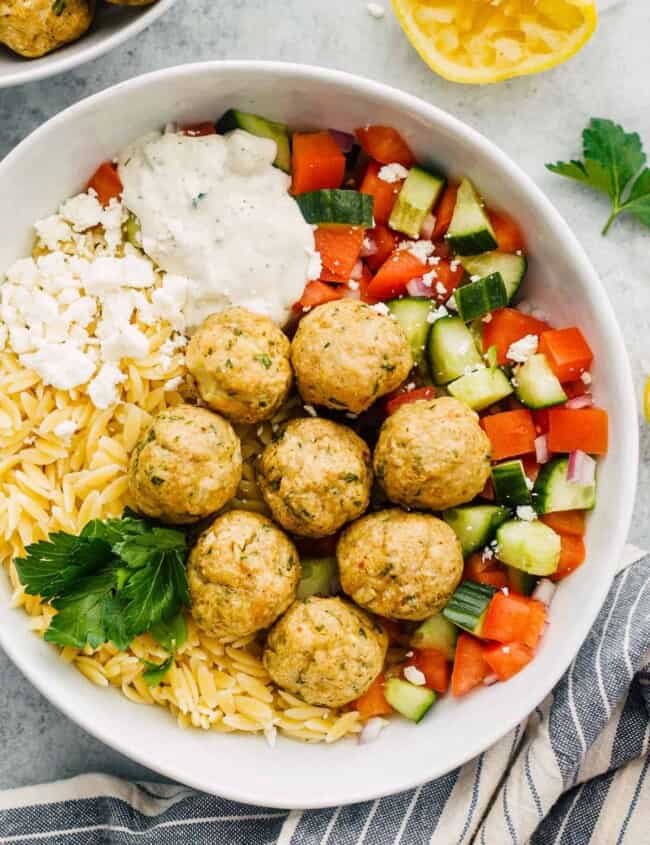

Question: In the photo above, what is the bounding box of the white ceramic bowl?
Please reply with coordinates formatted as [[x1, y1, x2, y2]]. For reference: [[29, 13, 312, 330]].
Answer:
[[0, 62, 638, 809], [0, 0, 177, 89]]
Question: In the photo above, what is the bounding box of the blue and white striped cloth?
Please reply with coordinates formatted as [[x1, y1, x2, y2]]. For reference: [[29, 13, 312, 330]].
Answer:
[[1, 547, 649, 845]]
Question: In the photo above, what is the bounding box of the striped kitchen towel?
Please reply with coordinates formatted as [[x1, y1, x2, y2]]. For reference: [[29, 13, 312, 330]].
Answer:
[[1, 548, 649, 845]]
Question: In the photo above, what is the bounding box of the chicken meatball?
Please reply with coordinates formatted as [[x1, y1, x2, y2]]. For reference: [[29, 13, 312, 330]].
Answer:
[[291, 300, 412, 414], [186, 307, 292, 424], [128, 404, 242, 524], [188, 510, 300, 640], [263, 597, 387, 707], [0, 0, 94, 59], [374, 397, 491, 511], [257, 417, 372, 538], [337, 509, 463, 620]]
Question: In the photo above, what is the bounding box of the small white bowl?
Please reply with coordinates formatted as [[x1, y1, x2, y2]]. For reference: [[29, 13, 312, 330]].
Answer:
[[0, 0, 178, 89], [0, 62, 638, 809]]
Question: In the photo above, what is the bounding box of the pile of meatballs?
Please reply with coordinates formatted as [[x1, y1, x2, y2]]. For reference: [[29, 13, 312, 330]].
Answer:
[[127, 300, 493, 710]]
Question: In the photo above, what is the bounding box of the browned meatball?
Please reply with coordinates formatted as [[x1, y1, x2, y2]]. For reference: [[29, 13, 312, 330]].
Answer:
[[0, 0, 95, 59]]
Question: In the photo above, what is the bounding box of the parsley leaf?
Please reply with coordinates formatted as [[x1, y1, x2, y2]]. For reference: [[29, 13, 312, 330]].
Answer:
[[150, 611, 188, 653], [45, 570, 119, 649], [14, 534, 113, 600], [142, 656, 174, 687], [546, 118, 650, 235]]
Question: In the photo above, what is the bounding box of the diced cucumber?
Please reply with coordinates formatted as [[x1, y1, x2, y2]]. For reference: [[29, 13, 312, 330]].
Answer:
[[428, 316, 482, 385], [506, 566, 537, 596], [410, 613, 458, 660], [389, 166, 445, 238], [295, 190, 374, 227], [296, 557, 340, 600], [447, 366, 513, 411], [443, 504, 511, 556], [442, 580, 497, 636], [387, 297, 434, 372], [455, 273, 508, 322], [446, 178, 498, 255], [461, 251, 527, 302], [515, 354, 567, 409], [534, 457, 597, 514], [125, 212, 142, 248], [496, 520, 561, 576], [492, 460, 533, 507], [216, 109, 291, 172], [384, 678, 436, 723]]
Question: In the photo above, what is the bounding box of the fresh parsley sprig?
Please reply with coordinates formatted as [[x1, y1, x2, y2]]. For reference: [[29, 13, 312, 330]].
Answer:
[[546, 118, 650, 235], [15, 515, 189, 653]]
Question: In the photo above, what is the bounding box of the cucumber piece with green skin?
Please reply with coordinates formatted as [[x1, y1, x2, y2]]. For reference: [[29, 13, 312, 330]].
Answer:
[[384, 678, 436, 723], [455, 273, 509, 322], [443, 504, 511, 556], [492, 460, 533, 507], [295, 190, 374, 227], [296, 557, 339, 600], [389, 166, 445, 238], [461, 251, 527, 302], [506, 566, 537, 596], [496, 520, 561, 576], [216, 109, 291, 172], [442, 580, 497, 636], [387, 297, 434, 372], [446, 178, 498, 255], [515, 354, 567, 409], [410, 613, 458, 660], [534, 457, 597, 514], [447, 366, 513, 411], [428, 316, 483, 385]]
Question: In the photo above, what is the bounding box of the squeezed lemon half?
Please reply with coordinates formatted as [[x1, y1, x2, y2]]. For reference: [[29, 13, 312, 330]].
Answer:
[[391, 0, 598, 84]]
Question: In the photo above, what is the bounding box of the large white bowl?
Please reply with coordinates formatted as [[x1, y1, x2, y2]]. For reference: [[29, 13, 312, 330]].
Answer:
[[0, 62, 638, 809], [0, 0, 177, 89]]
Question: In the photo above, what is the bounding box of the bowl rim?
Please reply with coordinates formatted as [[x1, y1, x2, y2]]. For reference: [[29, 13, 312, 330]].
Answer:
[[0, 60, 639, 808], [0, 0, 179, 90]]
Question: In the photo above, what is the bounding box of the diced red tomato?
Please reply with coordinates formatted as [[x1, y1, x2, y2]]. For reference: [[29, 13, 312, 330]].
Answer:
[[483, 642, 533, 681], [547, 407, 608, 455], [564, 379, 590, 399], [181, 122, 217, 136], [521, 455, 541, 482], [358, 264, 380, 305], [355, 125, 415, 167], [87, 162, 123, 207], [463, 553, 509, 589], [431, 184, 457, 240], [354, 674, 393, 719], [315, 226, 365, 282], [539, 328, 594, 383], [533, 408, 549, 435], [551, 535, 587, 581], [386, 386, 436, 415], [367, 247, 428, 300], [294, 281, 344, 311], [540, 510, 587, 537], [360, 161, 403, 225], [482, 592, 547, 649], [482, 308, 551, 366], [405, 649, 450, 694], [364, 225, 400, 273], [451, 633, 492, 697], [481, 409, 537, 462], [487, 209, 526, 253], [431, 258, 464, 301], [291, 132, 345, 194], [480, 477, 495, 501]]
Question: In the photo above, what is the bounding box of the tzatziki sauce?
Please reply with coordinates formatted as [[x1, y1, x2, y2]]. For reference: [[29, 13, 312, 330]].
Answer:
[[118, 129, 318, 329]]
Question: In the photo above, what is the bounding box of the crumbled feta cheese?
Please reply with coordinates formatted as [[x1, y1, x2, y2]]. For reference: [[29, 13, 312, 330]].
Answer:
[[21, 343, 96, 390], [53, 420, 77, 441], [403, 665, 426, 686], [482, 546, 495, 561], [35, 215, 72, 251], [378, 163, 409, 183], [306, 248, 322, 281], [366, 1, 385, 17], [371, 302, 391, 316], [421, 270, 437, 288], [580, 371, 592, 385], [405, 382, 416, 392], [101, 324, 149, 363], [348, 280, 360, 290], [406, 240, 435, 262], [60, 192, 104, 232], [482, 313, 493, 323], [446, 294, 457, 311], [470, 274, 481, 282], [435, 281, 447, 295], [516, 505, 538, 522], [507, 333, 538, 363], [427, 305, 449, 324], [525, 476, 535, 491], [449, 260, 460, 272], [303, 404, 318, 417], [87, 363, 126, 409]]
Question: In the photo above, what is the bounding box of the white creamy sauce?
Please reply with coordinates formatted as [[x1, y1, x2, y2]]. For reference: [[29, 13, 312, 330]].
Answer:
[[118, 130, 317, 329]]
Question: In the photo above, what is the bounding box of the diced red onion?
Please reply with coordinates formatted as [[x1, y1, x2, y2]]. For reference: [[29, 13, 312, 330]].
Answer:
[[532, 578, 556, 608], [406, 277, 435, 298], [565, 394, 593, 409], [329, 129, 356, 153], [534, 434, 550, 464], [358, 717, 389, 745], [483, 673, 499, 686], [567, 449, 596, 485], [350, 259, 364, 280], [360, 239, 378, 257], [342, 286, 361, 300], [419, 213, 437, 240]]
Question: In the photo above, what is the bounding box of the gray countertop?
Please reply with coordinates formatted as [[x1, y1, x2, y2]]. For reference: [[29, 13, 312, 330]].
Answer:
[[1, 0, 649, 792]]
